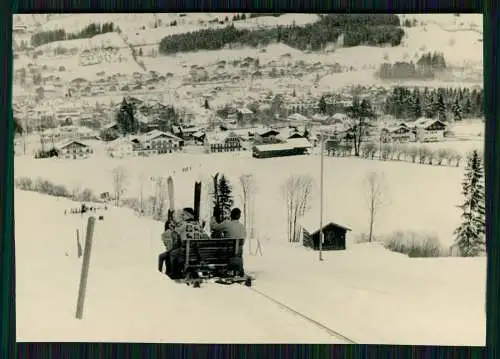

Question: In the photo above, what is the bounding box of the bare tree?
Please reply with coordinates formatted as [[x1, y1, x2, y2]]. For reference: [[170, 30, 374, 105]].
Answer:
[[112, 166, 129, 206], [282, 175, 314, 243], [364, 171, 387, 243], [239, 174, 257, 253]]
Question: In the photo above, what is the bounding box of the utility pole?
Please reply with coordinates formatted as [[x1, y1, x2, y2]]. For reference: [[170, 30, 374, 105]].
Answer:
[[319, 130, 324, 261]]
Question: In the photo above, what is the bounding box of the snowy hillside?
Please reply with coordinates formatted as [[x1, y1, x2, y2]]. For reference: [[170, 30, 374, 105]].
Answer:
[[15, 189, 486, 344], [13, 13, 482, 85]]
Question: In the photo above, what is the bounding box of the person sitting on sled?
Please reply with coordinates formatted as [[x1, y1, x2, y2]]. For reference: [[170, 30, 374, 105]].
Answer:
[[210, 207, 246, 240], [158, 218, 176, 274], [167, 207, 209, 279], [210, 208, 247, 276]]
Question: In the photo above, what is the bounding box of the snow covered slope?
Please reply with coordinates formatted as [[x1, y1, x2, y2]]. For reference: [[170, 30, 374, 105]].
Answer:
[[15, 189, 346, 343], [13, 13, 483, 84], [15, 189, 485, 344]]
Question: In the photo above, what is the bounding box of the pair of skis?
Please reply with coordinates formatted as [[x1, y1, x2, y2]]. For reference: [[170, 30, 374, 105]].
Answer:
[[166, 176, 202, 223]]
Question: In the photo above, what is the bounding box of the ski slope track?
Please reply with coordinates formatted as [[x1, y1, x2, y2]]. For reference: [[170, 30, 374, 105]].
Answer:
[[248, 287, 357, 343]]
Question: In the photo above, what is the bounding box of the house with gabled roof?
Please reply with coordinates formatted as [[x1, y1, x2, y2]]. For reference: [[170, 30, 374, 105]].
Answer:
[[412, 118, 447, 142], [55, 140, 94, 159], [138, 130, 183, 154], [380, 123, 415, 143]]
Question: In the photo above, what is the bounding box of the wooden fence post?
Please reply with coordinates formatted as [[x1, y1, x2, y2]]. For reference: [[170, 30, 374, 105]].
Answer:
[[75, 216, 96, 320], [76, 229, 82, 258]]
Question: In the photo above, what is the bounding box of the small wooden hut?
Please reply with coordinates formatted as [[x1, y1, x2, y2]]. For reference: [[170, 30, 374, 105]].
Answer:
[[302, 222, 351, 250]]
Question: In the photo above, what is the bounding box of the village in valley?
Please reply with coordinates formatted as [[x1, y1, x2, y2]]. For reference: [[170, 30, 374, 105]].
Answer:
[[13, 13, 486, 345]]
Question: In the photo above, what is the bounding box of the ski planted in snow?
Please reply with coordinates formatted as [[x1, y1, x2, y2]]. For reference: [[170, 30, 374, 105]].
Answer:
[[212, 172, 221, 223], [167, 176, 174, 221], [194, 181, 202, 222]]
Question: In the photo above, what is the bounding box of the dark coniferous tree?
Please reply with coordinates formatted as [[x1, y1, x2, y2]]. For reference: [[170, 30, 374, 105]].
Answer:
[[116, 98, 138, 135], [452, 98, 463, 122], [318, 96, 327, 114], [435, 91, 447, 121], [215, 175, 234, 221], [453, 150, 485, 256]]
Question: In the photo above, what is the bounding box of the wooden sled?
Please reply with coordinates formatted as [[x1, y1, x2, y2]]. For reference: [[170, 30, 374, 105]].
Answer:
[[169, 238, 252, 288]]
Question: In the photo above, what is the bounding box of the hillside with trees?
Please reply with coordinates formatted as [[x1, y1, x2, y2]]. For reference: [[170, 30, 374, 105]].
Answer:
[[158, 14, 404, 55], [30, 22, 118, 47], [377, 52, 448, 80], [383, 86, 483, 121]]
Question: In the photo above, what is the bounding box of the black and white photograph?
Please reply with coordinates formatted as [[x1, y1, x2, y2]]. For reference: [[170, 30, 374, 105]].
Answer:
[[13, 13, 485, 344]]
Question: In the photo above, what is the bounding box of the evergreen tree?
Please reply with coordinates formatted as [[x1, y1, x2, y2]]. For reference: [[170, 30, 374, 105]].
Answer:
[[463, 97, 473, 117], [116, 98, 138, 135], [216, 175, 234, 221], [423, 89, 435, 118], [453, 150, 486, 256], [411, 91, 422, 119], [452, 98, 462, 121], [435, 91, 447, 121], [474, 90, 484, 117], [318, 95, 327, 114], [204, 98, 210, 109]]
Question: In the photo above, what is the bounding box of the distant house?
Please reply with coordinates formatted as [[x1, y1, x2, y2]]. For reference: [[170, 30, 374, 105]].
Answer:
[[237, 108, 253, 122], [172, 126, 205, 141], [139, 130, 183, 154], [252, 140, 309, 159], [302, 222, 351, 250], [42, 127, 62, 139], [192, 131, 206, 144], [56, 140, 93, 159], [102, 122, 120, 132], [288, 132, 306, 140], [330, 113, 348, 124], [412, 118, 447, 142], [205, 131, 242, 153], [287, 113, 310, 123], [254, 128, 280, 142], [286, 137, 312, 151], [380, 124, 414, 143], [107, 137, 140, 158]]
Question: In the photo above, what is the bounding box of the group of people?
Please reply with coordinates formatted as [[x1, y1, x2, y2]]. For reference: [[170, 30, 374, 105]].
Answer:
[[158, 207, 247, 279], [64, 203, 105, 215]]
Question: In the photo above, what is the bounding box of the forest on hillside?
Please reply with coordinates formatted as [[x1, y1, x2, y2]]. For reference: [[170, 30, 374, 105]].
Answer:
[[377, 52, 448, 80], [158, 14, 404, 54], [30, 22, 118, 47], [382, 86, 483, 121], [314, 85, 483, 121]]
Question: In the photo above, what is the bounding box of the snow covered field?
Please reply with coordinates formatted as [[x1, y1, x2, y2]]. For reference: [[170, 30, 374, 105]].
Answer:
[[15, 188, 486, 344], [15, 140, 482, 248]]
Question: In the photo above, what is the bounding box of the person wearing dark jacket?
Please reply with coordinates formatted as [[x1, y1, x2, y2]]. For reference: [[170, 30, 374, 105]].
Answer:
[[167, 207, 208, 279], [158, 218, 175, 274], [210, 208, 247, 275], [210, 208, 247, 240]]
